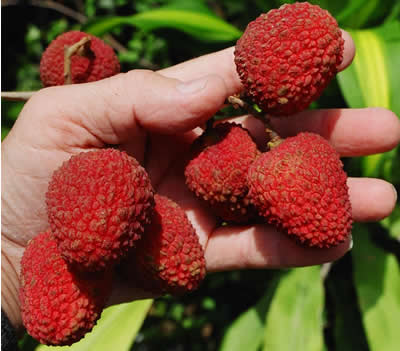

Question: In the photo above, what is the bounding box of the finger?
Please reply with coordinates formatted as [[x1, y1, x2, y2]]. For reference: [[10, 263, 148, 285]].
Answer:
[[348, 178, 397, 222], [159, 29, 355, 96], [24, 70, 228, 145], [239, 108, 400, 156], [159, 47, 242, 96], [205, 224, 351, 271], [204, 175, 396, 271]]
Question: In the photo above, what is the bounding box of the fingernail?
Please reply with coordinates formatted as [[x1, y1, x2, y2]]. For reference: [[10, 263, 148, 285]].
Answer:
[[347, 235, 353, 252], [177, 77, 208, 94]]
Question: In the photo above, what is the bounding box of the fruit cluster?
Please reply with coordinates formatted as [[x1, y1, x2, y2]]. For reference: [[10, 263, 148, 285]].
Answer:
[[19, 1, 353, 346], [20, 149, 206, 346], [185, 1, 352, 248]]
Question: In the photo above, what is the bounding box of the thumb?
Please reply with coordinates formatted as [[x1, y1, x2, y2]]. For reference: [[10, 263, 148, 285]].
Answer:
[[27, 70, 228, 142]]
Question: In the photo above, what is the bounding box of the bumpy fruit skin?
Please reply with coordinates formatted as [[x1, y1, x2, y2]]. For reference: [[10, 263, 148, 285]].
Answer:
[[40, 31, 120, 87], [46, 148, 155, 271], [19, 230, 112, 346], [126, 195, 206, 295], [247, 132, 352, 248], [234, 2, 344, 116], [185, 123, 260, 223]]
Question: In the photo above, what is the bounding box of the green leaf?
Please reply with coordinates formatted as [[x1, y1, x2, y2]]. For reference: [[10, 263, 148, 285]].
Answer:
[[334, 0, 394, 29], [83, 9, 242, 42], [262, 267, 325, 351], [381, 205, 400, 240], [337, 21, 400, 178], [338, 21, 400, 115], [338, 29, 389, 109], [352, 224, 400, 351], [219, 274, 280, 351], [36, 300, 153, 351]]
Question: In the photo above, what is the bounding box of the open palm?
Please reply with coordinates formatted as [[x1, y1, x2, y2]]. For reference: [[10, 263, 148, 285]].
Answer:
[[2, 31, 399, 326]]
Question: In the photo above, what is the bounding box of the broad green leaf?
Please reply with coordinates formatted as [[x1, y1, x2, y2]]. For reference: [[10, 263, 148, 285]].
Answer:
[[334, 0, 393, 29], [161, 0, 214, 15], [83, 9, 242, 42], [338, 21, 400, 115], [276, 1, 395, 29], [263, 266, 325, 351], [337, 22, 400, 179], [361, 148, 397, 179], [36, 300, 153, 351], [339, 29, 390, 109], [219, 274, 280, 351], [352, 224, 400, 351]]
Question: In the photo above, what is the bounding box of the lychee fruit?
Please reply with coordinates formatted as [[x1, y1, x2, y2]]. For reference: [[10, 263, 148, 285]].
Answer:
[[125, 194, 206, 295], [247, 132, 352, 248], [46, 148, 155, 271], [234, 2, 344, 116], [40, 30, 120, 87], [185, 122, 260, 223], [19, 230, 113, 346]]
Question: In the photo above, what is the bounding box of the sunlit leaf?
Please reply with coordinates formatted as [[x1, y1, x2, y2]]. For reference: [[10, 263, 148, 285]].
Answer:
[[337, 21, 400, 179], [262, 266, 325, 351], [83, 9, 242, 42], [352, 224, 400, 351], [36, 300, 153, 351]]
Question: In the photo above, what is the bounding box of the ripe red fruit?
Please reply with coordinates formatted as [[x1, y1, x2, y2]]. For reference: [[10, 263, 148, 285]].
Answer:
[[234, 2, 344, 116], [125, 195, 206, 295], [19, 230, 112, 346], [40, 31, 120, 86], [247, 132, 352, 248], [185, 123, 260, 223], [46, 148, 155, 271]]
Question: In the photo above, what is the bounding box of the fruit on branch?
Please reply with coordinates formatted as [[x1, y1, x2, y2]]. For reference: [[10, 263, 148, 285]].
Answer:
[[40, 30, 120, 86]]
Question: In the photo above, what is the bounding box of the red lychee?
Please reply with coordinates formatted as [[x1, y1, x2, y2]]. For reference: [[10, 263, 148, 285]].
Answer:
[[40, 31, 120, 86], [46, 148, 154, 271], [185, 122, 260, 223], [19, 230, 113, 346], [234, 2, 344, 116], [247, 132, 352, 248], [125, 195, 206, 295]]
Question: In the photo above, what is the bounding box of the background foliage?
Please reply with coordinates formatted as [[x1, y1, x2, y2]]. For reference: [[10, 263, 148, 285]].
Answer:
[[2, 0, 400, 350]]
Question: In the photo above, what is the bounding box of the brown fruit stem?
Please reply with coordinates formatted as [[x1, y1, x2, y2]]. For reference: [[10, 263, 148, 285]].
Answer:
[[1, 91, 35, 101], [63, 36, 92, 85], [266, 127, 283, 150], [226, 94, 283, 149], [227, 95, 267, 122]]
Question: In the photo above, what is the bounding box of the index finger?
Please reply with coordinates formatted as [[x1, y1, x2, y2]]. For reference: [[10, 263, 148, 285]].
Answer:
[[158, 30, 355, 96]]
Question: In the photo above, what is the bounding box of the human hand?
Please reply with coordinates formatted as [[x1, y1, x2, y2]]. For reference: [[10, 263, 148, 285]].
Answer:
[[2, 30, 399, 329]]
